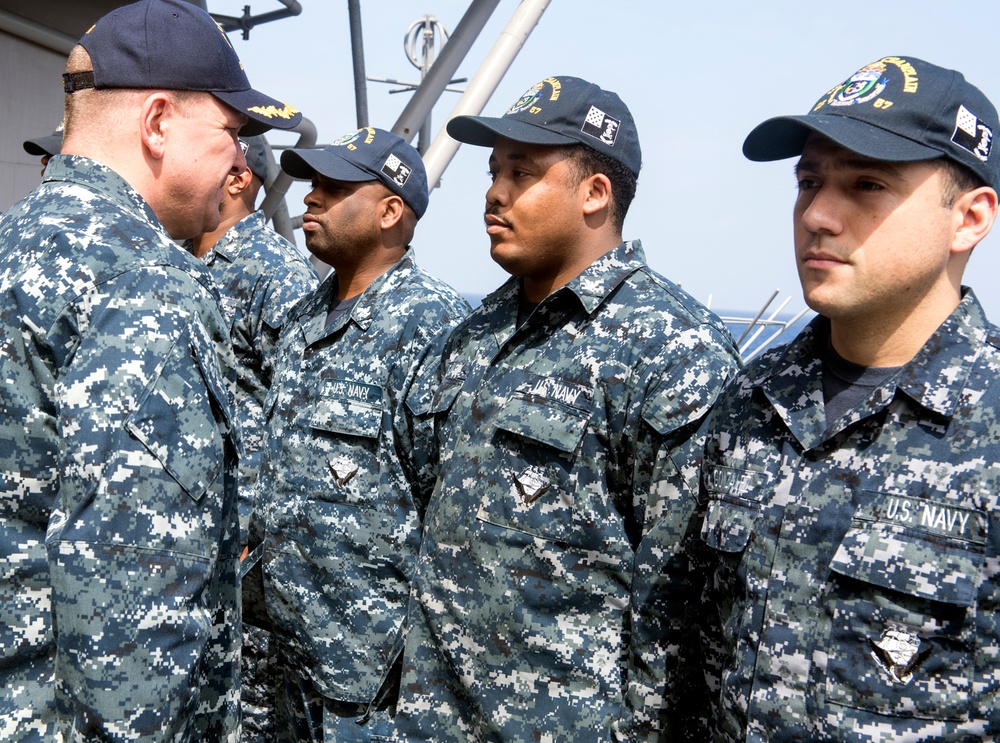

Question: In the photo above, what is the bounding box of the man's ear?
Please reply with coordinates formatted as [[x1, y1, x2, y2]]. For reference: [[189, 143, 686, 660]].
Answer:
[[380, 194, 405, 230], [581, 172, 611, 217], [952, 186, 998, 255], [228, 167, 254, 196], [139, 92, 172, 160]]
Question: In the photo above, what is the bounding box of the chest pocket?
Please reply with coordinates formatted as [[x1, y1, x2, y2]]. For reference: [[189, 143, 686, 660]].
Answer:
[[823, 491, 987, 722], [477, 376, 604, 550], [127, 321, 233, 503], [309, 383, 383, 439], [493, 379, 591, 454], [699, 461, 768, 554], [307, 384, 383, 504]]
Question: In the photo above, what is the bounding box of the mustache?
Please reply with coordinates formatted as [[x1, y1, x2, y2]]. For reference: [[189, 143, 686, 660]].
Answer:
[[799, 238, 849, 262], [484, 206, 512, 228]]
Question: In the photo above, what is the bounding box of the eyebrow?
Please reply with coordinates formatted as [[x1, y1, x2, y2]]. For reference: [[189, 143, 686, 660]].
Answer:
[[488, 151, 538, 168], [795, 155, 906, 179], [312, 174, 346, 188]]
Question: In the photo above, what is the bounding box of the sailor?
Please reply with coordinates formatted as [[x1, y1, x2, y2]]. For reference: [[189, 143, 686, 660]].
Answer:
[[393, 75, 741, 740], [22, 122, 63, 177], [185, 134, 317, 743], [0, 0, 300, 738], [699, 55, 1000, 740], [246, 127, 469, 742]]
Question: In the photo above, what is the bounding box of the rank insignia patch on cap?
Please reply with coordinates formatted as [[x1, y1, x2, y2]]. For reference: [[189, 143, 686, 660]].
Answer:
[[952, 104, 993, 162], [582, 105, 621, 147], [382, 154, 412, 186]]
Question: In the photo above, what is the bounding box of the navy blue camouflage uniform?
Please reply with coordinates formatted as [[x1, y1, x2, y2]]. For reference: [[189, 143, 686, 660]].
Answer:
[[395, 240, 741, 741], [0, 155, 241, 741], [247, 249, 469, 739], [186, 209, 317, 743], [699, 290, 1000, 741], [187, 209, 318, 544]]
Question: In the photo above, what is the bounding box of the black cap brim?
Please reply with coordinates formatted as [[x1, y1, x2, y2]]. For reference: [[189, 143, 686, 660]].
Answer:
[[743, 114, 944, 163], [23, 134, 62, 157], [215, 89, 302, 136], [280, 148, 376, 182], [447, 115, 579, 148]]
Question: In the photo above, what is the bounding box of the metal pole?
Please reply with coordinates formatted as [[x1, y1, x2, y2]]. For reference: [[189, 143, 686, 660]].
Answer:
[[347, 0, 369, 128], [259, 140, 294, 242], [416, 18, 436, 154], [391, 0, 500, 143], [422, 0, 552, 190], [211, 1, 302, 37], [0, 9, 77, 54]]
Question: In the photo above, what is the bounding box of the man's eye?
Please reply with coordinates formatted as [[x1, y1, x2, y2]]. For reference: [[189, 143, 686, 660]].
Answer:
[[856, 180, 885, 192]]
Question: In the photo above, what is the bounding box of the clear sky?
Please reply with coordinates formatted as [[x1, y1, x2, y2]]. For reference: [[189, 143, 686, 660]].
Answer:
[[211, 0, 1000, 319]]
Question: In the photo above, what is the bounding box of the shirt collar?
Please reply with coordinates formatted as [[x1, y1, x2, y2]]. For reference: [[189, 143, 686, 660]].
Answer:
[[208, 210, 265, 263], [477, 240, 644, 349], [44, 154, 161, 231], [752, 288, 991, 432], [299, 248, 416, 343], [895, 288, 991, 417], [480, 239, 646, 318]]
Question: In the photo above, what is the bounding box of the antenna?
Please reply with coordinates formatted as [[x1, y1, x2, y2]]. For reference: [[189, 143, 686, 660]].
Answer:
[[368, 15, 467, 154]]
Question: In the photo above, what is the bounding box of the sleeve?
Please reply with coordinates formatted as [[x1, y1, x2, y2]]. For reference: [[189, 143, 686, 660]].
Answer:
[[397, 310, 467, 517], [46, 266, 241, 742], [256, 258, 318, 382], [615, 324, 739, 741]]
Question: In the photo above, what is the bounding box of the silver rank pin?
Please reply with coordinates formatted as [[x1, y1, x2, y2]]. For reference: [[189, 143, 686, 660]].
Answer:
[[329, 457, 359, 487], [515, 466, 549, 503], [868, 626, 931, 685]]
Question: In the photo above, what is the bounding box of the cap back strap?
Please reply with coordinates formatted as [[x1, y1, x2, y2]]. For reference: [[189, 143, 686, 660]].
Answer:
[[63, 71, 96, 94]]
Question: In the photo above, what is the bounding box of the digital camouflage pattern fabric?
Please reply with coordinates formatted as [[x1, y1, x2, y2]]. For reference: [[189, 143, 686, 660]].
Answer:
[[187, 209, 318, 544], [0, 155, 241, 741], [699, 290, 1000, 741], [186, 210, 317, 743], [247, 250, 469, 725], [395, 241, 741, 741]]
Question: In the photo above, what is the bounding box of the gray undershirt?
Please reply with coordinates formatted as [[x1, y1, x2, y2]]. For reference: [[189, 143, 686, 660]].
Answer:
[[326, 293, 360, 328], [822, 339, 902, 428]]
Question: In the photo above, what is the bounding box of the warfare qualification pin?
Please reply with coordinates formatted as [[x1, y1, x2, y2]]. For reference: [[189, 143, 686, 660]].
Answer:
[[868, 626, 931, 685]]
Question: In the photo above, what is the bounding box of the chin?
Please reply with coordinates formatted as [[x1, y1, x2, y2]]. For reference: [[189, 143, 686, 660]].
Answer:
[[165, 222, 199, 242], [201, 214, 222, 234], [303, 235, 322, 256], [489, 244, 523, 275], [801, 290, 845, 320]]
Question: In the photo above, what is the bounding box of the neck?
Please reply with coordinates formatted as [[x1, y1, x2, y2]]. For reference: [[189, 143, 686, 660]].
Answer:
[[829, 288, 962, 367], [332, 246, 406, 300], [521, 233, 622, 303]]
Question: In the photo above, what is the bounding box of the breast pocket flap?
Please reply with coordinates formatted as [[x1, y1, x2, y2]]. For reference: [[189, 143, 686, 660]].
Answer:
[[309, 385, 383, 439], [494, 388, 591, 455], [830, 501, 986, 608]]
